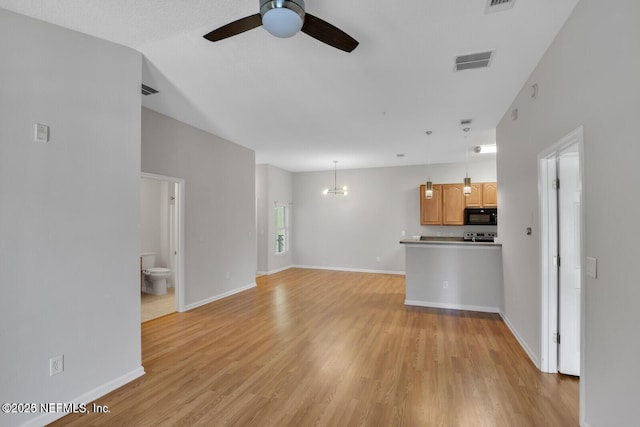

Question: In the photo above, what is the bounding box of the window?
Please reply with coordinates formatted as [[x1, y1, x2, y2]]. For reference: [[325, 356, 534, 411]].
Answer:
[[275, 205, 288, 254]]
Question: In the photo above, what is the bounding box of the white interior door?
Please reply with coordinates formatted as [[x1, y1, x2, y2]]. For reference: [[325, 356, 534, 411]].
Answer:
[[557, 144, 581, 376]]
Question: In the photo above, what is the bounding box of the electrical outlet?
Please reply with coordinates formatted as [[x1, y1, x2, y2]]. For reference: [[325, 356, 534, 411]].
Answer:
[[50, 355, 64, 376], [443, 280, 449, 289]]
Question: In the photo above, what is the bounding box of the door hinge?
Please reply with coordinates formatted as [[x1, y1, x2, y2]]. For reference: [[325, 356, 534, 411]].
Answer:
[[553, 333, 560, 344], [553, 255, 561, 267], [552, 179, 560, 190]]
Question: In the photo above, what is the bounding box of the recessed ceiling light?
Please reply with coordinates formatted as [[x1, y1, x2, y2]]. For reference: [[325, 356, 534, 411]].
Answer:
[[425, 131, 433, 135], [474, 145, 497, 154]]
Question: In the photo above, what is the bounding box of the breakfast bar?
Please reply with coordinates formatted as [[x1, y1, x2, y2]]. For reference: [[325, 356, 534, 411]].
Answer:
[[400, 236, 503, 313]]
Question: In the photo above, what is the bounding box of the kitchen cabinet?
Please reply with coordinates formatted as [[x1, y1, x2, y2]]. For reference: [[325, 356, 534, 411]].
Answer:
[[465, 182, 498, 208], [482, 182, 498, 207], [442, 183, 465, 225], [465, 183, 483, 207], [419, 184, 442, 225], [420, 181, 498, 225]]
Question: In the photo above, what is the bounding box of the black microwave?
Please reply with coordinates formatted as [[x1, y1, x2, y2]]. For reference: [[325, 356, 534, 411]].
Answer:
[[464, 208, 497, 226]]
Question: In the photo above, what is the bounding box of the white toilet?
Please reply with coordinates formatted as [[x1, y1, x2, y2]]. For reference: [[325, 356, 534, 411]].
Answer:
[[140, 253, 171, 295]]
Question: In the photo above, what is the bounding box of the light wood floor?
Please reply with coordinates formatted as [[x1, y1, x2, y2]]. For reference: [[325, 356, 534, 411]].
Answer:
[[141, 286, 176, 323], [52, 268, 578, 426]]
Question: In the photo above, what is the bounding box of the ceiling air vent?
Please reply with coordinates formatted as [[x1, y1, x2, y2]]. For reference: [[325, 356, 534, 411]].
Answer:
[[141, 84, 159, 96], [486, 0, 516, 13], [460, 119, 473, 126], [454, 50, 494, 71]]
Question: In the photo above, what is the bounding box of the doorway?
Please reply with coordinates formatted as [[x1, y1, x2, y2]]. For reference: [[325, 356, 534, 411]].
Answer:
[[140, 172, 185, 319], [539, 126, 584, 375]]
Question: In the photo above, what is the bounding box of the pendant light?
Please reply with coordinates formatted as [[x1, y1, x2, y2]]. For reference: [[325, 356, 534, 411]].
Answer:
[[425, 179, 433, 199], [323, 160, 348, 195], [463, 127, 472, 196], [464, 176, 472, 196], [424, 130, 433, 199]]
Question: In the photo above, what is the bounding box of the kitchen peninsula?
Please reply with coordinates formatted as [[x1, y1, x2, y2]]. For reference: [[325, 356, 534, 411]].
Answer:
[[400, 236, 503, 313]]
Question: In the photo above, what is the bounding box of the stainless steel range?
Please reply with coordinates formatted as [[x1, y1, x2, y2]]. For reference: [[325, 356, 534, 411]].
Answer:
[[463, 231, 497, 242]]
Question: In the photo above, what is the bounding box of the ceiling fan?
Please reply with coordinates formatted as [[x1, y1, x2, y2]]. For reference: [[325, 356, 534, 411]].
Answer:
[[203, 0, 359, 53]]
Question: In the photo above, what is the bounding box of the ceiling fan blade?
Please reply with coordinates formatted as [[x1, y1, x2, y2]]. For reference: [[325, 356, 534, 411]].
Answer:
[[301, 14, 359, 53], [203, 14, 262, 42]]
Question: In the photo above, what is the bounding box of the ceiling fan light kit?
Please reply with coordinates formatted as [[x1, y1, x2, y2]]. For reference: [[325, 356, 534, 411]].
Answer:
[[260, 0, 305, 38], [204, 0, 358, 52]]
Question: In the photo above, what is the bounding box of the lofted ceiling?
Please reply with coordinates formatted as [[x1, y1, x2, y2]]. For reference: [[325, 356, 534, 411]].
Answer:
[[0, 0, 579, 172]]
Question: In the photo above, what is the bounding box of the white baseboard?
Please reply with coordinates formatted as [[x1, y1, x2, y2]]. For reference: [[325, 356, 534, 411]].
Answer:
[[183, 282, 257, 311], [500, 312, 541, 369], [266, 265, 294, 275], [21, 366, 145, 427], [404, 299, 500, 313], [293, 265, 405, 276]]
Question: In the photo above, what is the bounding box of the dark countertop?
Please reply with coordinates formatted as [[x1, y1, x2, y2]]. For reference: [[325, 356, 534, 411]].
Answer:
[[400, 236, 502, 247]]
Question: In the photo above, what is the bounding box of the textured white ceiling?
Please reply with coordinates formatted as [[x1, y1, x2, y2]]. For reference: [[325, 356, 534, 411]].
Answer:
[[0, 0, 580, 172]]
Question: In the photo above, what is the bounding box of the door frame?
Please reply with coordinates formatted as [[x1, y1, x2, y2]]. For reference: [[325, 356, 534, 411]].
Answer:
[[141, 172, 186, 312], [538, 125, 585, 374]]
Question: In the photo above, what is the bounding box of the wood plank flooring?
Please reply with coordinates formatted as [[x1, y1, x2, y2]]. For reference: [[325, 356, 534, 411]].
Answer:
[[50, 268, 578, 426]]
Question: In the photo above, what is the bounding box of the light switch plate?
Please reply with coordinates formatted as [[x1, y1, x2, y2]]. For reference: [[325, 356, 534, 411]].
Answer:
[[35, 123, 49, 142], [586, 257, 597, 279]]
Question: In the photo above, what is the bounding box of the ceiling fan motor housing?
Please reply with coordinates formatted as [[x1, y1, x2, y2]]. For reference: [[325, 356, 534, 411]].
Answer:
[[260, 0, 306, 38]]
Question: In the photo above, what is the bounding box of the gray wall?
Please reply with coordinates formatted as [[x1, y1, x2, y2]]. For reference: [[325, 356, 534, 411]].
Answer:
[[496, 0, 640, 424], [256, 164, 294, 275], [140, 178, 162, 260], [292, 160, 496, 273], [405, 245, 503, 312], [0, 9, 142, 427], [256, 165, 269, 273], [141, 108, 256, 308]]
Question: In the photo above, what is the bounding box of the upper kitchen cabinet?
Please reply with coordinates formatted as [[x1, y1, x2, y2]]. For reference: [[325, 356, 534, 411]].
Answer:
[[420, 181, 498, 226], [442, 183, 465, 225], [482, 182, 498, 207], [465, 183, 483, 207], [420, 184, 442, 225], [465, 182, 498, 208]]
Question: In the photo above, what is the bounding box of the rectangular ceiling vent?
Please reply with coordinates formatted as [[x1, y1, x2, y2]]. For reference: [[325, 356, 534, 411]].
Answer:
[[141, 84, 159, 96], [486, 0, 516, 13], [454, 50, 494, 71]]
